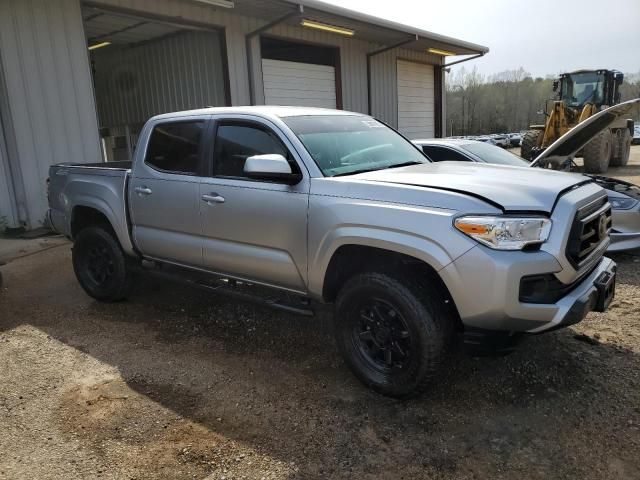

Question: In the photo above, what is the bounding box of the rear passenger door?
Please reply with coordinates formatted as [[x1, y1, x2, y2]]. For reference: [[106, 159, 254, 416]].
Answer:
[[129, 118, 208, 267], [198, 117, 310, 292]]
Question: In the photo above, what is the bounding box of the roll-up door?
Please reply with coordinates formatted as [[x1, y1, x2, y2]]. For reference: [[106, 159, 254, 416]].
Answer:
[[262, 59, 337, 108], [397, 60, 435, 138]]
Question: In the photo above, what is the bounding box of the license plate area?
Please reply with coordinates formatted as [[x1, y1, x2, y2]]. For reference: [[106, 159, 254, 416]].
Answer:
[[594, 269, 616, 312]]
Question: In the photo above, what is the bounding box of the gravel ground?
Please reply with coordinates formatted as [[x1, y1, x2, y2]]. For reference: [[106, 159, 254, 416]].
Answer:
[[1, 147, 639, 480]]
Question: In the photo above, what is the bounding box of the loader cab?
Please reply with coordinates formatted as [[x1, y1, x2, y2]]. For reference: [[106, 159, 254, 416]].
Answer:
[[558, 70, 623, 108]]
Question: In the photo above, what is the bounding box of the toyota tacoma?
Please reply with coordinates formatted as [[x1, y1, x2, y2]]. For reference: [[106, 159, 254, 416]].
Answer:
[[47, 102, 632, 396]]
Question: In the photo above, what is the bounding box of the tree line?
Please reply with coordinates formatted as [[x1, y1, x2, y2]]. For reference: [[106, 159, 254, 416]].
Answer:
[[445, 67, 640, 136]]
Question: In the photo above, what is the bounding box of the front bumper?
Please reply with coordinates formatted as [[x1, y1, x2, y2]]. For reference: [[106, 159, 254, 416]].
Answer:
[[440, 246, 616, 334]]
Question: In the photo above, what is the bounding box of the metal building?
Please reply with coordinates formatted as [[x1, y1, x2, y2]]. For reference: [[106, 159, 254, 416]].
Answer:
[[0, 0, 488, 230]]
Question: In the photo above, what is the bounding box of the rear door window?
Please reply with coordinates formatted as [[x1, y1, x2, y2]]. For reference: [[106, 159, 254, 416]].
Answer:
[[421, 145, 471, 162], [145, 121, 204, 175]]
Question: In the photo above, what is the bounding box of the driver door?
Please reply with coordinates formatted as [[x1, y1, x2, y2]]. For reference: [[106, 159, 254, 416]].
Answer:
[[198, 117, 310, 292]]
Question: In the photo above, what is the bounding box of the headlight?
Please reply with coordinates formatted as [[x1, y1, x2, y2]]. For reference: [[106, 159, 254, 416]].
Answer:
[[454, 216, 552, 250], [609, 197, 638, 210]]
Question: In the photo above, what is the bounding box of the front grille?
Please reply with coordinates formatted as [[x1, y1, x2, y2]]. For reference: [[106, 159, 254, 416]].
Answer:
[[566, 196, 612, 269]]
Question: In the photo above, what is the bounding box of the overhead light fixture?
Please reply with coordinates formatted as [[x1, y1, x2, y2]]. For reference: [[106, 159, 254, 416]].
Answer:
[[301, 19, 354, 36], [192, 0, 234, 8], [428, 48, 456, 56], [88, 41, 111, 51]]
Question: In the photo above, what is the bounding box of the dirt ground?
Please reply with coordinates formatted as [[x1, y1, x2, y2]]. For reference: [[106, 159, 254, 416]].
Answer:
[[1, 147, 639, 480]]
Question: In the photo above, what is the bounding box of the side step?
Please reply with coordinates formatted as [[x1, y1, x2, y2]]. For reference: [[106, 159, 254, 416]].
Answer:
[[134, 261, 315, 317]]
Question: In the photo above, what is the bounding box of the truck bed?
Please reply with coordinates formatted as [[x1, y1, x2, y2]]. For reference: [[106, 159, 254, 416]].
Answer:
[[48, 162, 134, 253]]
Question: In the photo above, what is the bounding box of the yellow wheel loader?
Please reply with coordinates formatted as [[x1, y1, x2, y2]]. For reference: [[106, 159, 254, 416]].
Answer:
[[521, 69, 634, 173]]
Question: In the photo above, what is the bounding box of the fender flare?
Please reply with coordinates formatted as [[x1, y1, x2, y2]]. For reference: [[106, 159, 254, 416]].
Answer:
[[308, 225, 461, 299]]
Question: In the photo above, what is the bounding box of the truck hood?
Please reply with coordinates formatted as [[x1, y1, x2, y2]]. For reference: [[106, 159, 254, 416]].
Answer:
[[531, 98, 640, 168], [353, 161, 591, 212]]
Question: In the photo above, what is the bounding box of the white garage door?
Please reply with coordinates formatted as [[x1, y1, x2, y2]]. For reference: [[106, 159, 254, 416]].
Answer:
[[397, 60, 435, 139], [262, 59, 337, 108]]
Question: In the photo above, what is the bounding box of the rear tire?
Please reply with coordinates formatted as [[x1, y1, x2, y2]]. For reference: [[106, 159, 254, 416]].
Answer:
[[520, 130, 542, 160], [583, 130, 612, 173], [334, 271, 452, 398], [72, 226, 133, 302], [610, 129, 631, 167]]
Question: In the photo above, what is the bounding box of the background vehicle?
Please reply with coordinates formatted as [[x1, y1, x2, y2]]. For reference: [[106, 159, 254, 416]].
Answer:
[[521, 69, 634, 173], [414, 137, 640, 252], [633, 125, 640, 145], [508, 133, 522, 147], [489, 134, 510, 148], [47, 105, 623, 397]]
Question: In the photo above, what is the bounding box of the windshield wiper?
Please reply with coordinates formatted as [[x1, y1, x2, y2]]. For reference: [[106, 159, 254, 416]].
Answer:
[[331, 161, 423, 177], [384, 161, 423, 169], [331, 168, 381, 177]]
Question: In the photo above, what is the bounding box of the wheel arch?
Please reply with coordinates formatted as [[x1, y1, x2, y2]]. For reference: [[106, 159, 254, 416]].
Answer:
[[69, 200, 135, 256], [320, 244, 463, 330]]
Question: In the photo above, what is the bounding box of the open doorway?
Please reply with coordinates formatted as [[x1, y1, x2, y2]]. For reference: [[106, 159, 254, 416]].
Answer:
[[82, 4, 230, 161]]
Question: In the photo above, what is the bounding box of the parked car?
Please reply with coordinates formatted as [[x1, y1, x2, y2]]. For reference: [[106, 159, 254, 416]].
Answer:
[[633, 126, 640, 145], [414, 135, 640, 252], [490, 134, 510, 148], [475, 136, 497, 145], [508, 133, 522, 147], [48, 104, 627, 397]]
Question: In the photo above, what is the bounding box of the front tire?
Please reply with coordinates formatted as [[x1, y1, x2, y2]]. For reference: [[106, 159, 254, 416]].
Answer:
[[72, 226, 133, 302], [334, 272, 451, 397]]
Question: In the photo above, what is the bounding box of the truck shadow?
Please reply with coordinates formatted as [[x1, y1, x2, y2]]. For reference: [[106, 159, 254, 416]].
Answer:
[[1, 247, 639, 479]]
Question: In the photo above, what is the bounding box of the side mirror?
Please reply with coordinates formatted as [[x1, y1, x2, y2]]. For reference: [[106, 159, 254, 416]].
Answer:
[[552, 80, 559, 92], [243, 154, 302, 185]]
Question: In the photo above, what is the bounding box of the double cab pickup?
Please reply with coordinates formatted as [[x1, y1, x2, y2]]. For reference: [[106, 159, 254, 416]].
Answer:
[[48, 103, 632, 396]]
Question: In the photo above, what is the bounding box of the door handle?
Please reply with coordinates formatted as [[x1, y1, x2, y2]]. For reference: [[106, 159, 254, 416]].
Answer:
[[202, 193, 225, 204], [134, 186, 153, 196]]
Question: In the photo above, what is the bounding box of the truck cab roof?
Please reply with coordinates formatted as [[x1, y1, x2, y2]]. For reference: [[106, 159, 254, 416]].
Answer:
[[151, 105, 362, 123]]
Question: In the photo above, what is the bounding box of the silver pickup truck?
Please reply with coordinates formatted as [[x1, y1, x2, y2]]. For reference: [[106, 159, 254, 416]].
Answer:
[[47, 104, 627, 397]]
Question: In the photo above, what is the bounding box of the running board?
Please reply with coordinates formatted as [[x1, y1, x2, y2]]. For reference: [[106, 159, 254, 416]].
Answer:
[[134, 261, 315, 317]]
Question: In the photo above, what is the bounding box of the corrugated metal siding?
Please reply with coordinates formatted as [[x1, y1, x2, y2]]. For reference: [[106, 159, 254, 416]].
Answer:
[[0, 0, 101, 228], [93, 0, 252, 105], [92, 0, 373, 113], [92, 30, 227, 128], [0, 113, 17, 228]]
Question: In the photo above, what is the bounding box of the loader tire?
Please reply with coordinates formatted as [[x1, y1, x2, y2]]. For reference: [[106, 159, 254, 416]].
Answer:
[[520, 130, 542, 161], [583, 130, 612, 174], [610, 129, 631, 167]]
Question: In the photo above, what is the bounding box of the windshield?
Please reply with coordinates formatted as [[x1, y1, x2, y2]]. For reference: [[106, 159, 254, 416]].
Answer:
[[461, 142, 531, 167], [560, 72, 605, 107], [283, 115, 428, 177]]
